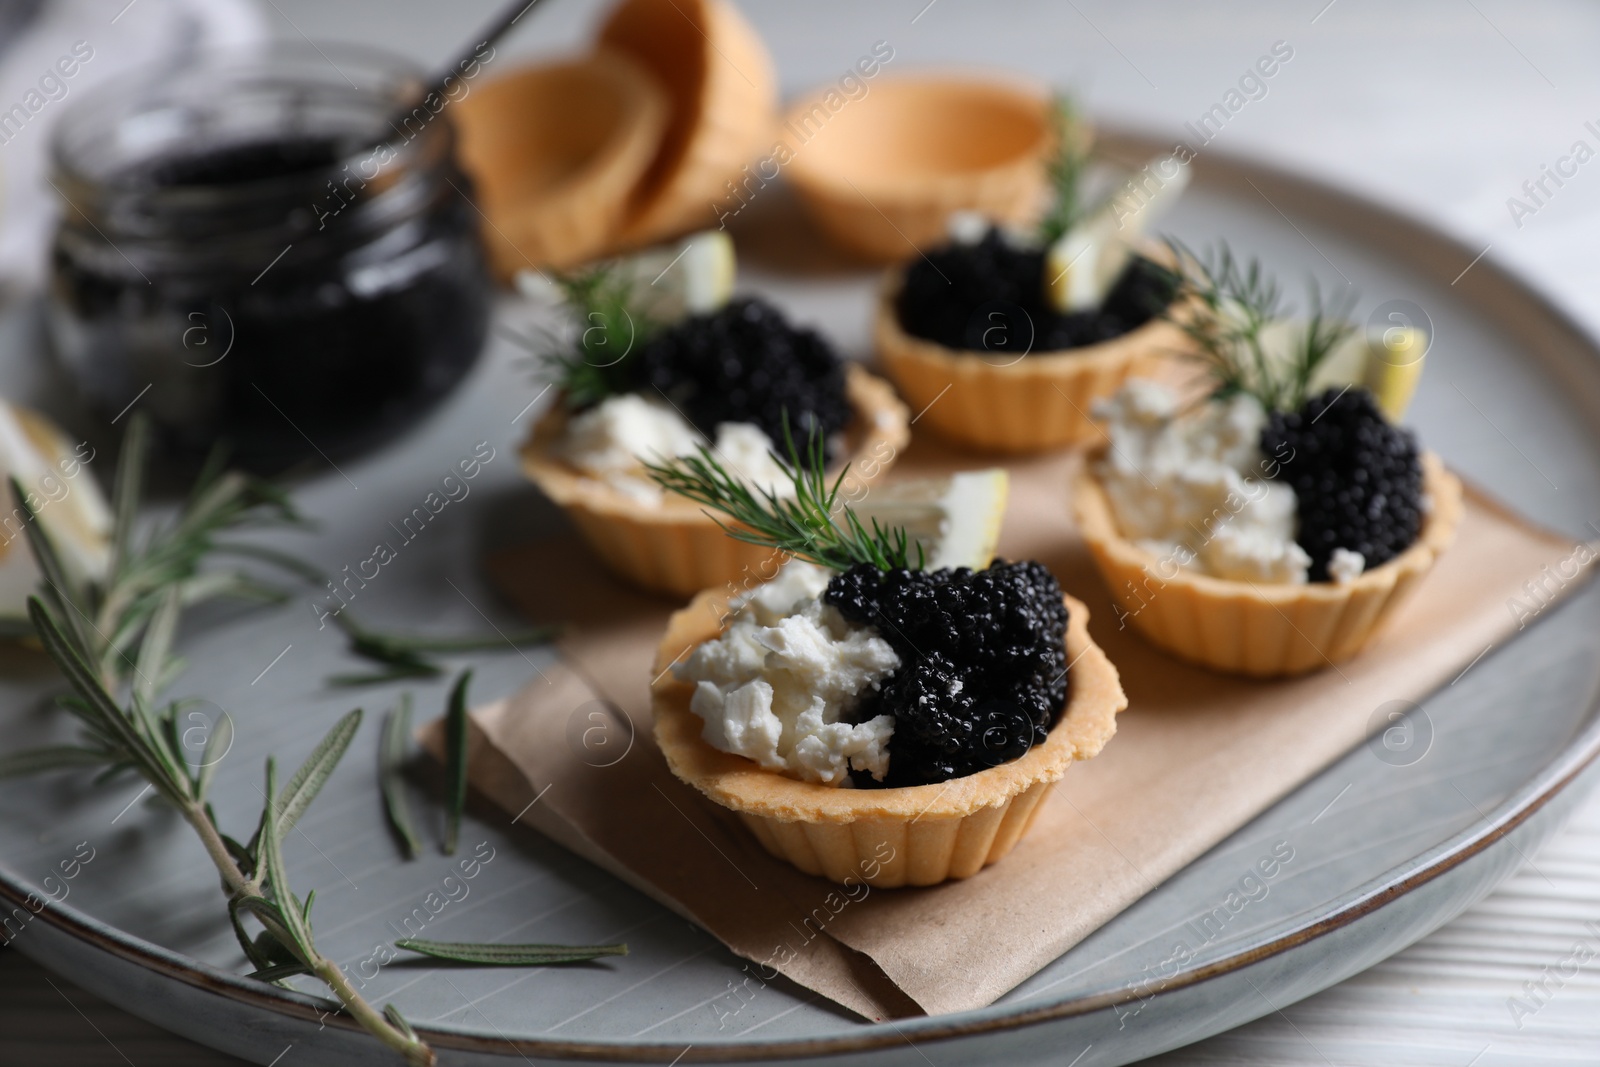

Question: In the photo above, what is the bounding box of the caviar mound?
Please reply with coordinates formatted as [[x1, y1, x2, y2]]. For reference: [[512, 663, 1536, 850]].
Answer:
[[894, 228, 1178, 355], [825, 560, 1069, 787], [1262, 387, 1425, 582], [624, 297, 851, 455], [650, 588, 1125, 887]]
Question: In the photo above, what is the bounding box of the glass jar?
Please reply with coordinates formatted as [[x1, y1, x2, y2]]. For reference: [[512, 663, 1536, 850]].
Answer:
[[46, 42, 491, 472]]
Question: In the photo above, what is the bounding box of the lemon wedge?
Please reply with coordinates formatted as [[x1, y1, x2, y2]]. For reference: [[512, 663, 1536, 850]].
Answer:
[[0, 401, 112, 628], [853, 469, 1010, 571], [515, 229, 736, 322], [1045, 152, 1191, 313], [1296, 324, 1428, 421], [1361, 325, 1427, 421]]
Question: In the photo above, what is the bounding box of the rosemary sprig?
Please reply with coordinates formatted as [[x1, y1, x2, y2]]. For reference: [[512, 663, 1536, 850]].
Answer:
[[3, 416, 620, 1066], [1037, 94, 1092, 245], [1166, 239, 1357, 413], [643, 419, 921, 573]]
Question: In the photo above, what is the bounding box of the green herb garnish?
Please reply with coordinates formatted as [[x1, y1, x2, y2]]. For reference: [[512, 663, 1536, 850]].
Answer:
[[394, 938, 627, 966], [4, 415, 620, 1067], [643, 418, 921, 572], [326, 611, 561, 688], [544, 265, 660, 409], [1166, 239, 1357, 413], [380, 694, 423, 860], [1037, 94, 1093, 245]]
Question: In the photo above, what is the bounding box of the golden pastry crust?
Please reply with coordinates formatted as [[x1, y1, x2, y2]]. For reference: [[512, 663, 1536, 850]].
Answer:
[[521, 365, 910, 598], [1074, 450, 1464, 677], [874, 251, 1195, 454], [452, 51, 669, 278], [780, 75, 1059, 263], [598, 0, 778, 247], [650, 592, 1126, 887]]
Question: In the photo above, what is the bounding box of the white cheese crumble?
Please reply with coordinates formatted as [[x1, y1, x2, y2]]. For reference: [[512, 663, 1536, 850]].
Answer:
[[557, 393, 794, 505], [677, 562, 900, 786], [1092, 380, 1312, 584], [1328, 547, 1366, 585]]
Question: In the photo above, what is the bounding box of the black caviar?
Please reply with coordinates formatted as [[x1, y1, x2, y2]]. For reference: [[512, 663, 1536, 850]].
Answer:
[[1261, 387, 1425, 581], [895, 227, 1178, 355], [586, 296, 852, 458], [825, 560, 1069, 788]]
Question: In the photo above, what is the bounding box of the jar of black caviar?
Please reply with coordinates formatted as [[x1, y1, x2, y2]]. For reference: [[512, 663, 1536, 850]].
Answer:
[[45, 43, 491, 472]]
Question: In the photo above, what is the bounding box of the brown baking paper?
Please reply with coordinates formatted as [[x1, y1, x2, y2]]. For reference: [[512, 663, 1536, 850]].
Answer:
[[430, 440, 1595, 1019]]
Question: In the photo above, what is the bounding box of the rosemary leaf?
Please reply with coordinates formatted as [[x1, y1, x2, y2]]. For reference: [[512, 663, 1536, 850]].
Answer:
[[1037, 94, 1091, 245], [247, 962, 313, 984], [26, 597, 186, 805], [443, 670, 472, 856], [11, 480, 90, 653], [133, 588, 181, 711], [228, 898, 274, 972], [328, 612, 560, 688], [258, 757, 315, 960], [195, 711, 233, 803], [381, 695, 423, 860], [393, 939, 628, 966], [0, 745, 109, 778], [275, 708, 363, 836], [383, 1003, 418, 1042], [109, 413, 149, 579], [328, 665, 438, 689]]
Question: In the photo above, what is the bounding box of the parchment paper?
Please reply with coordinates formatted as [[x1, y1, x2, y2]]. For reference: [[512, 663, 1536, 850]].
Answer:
[[426, 441, 1594, 1019]]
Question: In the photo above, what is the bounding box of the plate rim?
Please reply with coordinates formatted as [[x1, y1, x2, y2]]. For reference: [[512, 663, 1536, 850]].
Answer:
[[6, 130, 1600, 1062]]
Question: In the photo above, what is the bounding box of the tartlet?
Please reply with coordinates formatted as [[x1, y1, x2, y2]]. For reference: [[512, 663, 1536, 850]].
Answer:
[[452, 51, 669, 278], [599, 0, 778, 247], [1073, 245, 1461, 676], [780, 75, 1056, 263], [1075, 449, 1463, 676], [652, 588, 1124, 887], [875, 255, 1191, 452], [523, 364, 909, 597]]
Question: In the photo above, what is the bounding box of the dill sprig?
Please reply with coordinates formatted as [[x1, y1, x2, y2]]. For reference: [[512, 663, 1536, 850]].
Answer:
[[1037, 94, 1093, 245], [643, 418, 922, 573], [1166, 239, 1357, 413], [543, 265, 659, 409]]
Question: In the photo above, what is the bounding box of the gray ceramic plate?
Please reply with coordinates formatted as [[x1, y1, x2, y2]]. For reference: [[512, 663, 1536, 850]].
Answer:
[[3, 132, 1599, 1066]]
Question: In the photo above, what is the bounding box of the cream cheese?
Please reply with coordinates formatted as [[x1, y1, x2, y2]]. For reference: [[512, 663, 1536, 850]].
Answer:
[[1092, 379, 1312, 584], [676, 562, 900, 786], [557, 393, 794, 505]]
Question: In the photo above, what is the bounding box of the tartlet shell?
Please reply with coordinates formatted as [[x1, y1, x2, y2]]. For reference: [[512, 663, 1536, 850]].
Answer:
[[521, 365, 910, 599], [874, 271, 1193, 453], [1074, 450, 1464, 677], [650, 592, 1126, 888], [781, 75, 1057, 263], [451, 50, 670, 278], [598, 0, 778, 247]]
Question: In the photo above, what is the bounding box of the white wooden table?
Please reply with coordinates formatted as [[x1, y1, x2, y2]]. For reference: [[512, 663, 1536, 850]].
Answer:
[[5, 1, 1600, 1063]]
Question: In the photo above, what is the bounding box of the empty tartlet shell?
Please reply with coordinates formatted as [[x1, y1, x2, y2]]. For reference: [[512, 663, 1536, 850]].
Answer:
[[521, 366, 910, 599], [599, 0, 778, 247], [451, 50, 670, 278], [874, 271, 1193, 453], [1074, 450, 1464, 677], [651, 591, 1123, 887], [781, 75, 1058, 263]]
